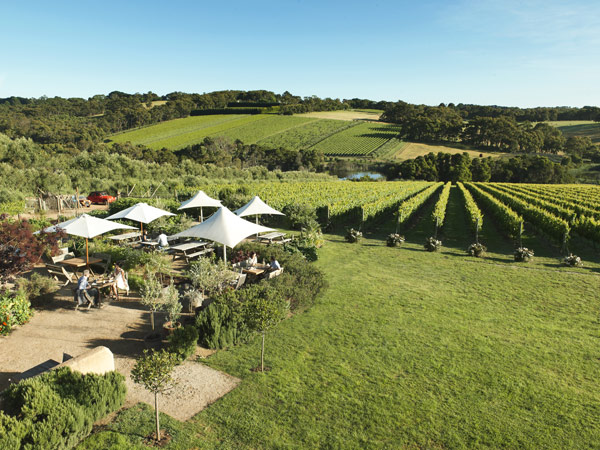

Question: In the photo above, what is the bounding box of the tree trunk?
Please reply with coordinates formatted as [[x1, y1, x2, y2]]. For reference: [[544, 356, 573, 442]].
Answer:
[[261, 331, 265, 372], [155, 392, 161, 442]]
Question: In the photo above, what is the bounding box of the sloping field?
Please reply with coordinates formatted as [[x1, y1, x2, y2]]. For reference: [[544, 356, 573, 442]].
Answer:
[[392, 142, 507, 160], [109, 114, 262, 149], [257, 118, 353, 150], [215, 115, 315, 144], [312, 122, 401, 156], [552, 121, 600, 143], [298, 109, 382, 121]]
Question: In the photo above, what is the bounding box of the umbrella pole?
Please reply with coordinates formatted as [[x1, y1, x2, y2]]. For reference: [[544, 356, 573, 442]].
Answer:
[[85, 238, 89, 266], [223, 244, 226, 263], [200, 207, 203, 223], [256, 215, 259, 238], [141, 222, 143, 236]]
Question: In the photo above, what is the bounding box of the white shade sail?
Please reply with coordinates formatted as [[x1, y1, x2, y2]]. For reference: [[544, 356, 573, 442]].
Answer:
[[43, 214, 136, 239], [234, 196, 284, 217], [106, 202, 175, 224], [172, 206, 273, 248], [178, 190, 222, 210]]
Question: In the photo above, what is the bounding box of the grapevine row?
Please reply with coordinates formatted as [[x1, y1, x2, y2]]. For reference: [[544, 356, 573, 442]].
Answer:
[[397, 182, 443, 226], [431, 182, 452, 228], [465, 183, 523, 238], [457, 182, 483, 234], [475, 183, 569, 244]]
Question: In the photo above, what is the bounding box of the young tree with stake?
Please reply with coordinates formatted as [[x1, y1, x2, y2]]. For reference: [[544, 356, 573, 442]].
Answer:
[[131, 349, 178, 442]]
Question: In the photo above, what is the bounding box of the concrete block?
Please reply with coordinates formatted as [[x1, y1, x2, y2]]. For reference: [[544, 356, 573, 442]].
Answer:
[[55, 346, 115, 375]]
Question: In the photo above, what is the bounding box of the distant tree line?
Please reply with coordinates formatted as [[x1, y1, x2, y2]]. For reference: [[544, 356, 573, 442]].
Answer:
[[381, 101, 600, 158], [380, 153, 573, 184]]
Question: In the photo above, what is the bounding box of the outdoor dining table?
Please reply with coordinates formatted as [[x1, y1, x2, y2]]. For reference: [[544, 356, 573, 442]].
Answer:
[[242, 264, 269, 276], [59, 257, 103, 276], [140, 241, 159, 250], [169, 241, 210, 261], [257, 231, 288, 244]]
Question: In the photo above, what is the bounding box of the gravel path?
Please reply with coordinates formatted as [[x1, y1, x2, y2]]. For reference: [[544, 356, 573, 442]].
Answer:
[[0, 289, 239, 420]]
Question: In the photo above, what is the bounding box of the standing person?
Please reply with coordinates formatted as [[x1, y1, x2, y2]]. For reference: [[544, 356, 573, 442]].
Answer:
[[76, 269, 98, 309], [157, 231, 169, 249], [111, 263, 129, 300]]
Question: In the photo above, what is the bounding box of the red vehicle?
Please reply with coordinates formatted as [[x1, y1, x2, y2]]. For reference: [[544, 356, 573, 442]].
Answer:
[[87, 191, 116, 205]]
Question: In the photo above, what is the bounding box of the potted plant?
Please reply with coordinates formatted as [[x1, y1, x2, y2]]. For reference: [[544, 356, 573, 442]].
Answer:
[[563, 253, 583, 267], [424, 237, 442, 252], [162, 282, 182, 336], [467, 242, 486, 257], [514, 247, 534, 262], [386, 233, 405, 247], [345, 228, 362, 243]]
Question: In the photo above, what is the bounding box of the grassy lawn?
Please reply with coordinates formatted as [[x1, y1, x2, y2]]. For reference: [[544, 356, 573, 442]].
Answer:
[[78, 188, 600, 449]]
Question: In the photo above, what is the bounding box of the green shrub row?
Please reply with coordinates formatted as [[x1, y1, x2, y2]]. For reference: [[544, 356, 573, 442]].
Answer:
[[0, 367, 126, 450], [167, 325, 199, 362]]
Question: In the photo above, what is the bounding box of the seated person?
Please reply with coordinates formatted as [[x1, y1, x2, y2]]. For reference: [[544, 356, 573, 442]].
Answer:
[[76, 270, 99, 308], [141, 230, 149, 242], [111, 263, 129, 300], [157, 231, 169, 249], [246, 251, 258, 267], [268, 256, 281, 272]]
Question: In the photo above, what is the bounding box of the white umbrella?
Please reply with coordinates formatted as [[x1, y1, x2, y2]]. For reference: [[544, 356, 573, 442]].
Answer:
[[235, 195, 284, 237], [172, 206, 273, 261], [44, 214, 136, 264], [235, 196, 284, 218], [178, 190, 222, 222], [106, 202, 175, 234]]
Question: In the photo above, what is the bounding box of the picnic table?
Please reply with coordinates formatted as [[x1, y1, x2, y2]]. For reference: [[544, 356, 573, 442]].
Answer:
[[140, 241, 159, 250], [242, 264, 269, 276], [257, 232, 290, 244], [170, 241, 213, 262], [108, 231, 141, 243], [59, 257, 103, 276]]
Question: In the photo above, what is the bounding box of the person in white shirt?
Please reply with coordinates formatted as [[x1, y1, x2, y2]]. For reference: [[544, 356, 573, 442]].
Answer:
[[246, 252, 258, 267], [269, 256, 281, 271], [157, 231, 169, 249]]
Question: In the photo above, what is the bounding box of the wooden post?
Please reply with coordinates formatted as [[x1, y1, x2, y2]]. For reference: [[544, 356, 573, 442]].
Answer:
[[475, 217, 480, 244]]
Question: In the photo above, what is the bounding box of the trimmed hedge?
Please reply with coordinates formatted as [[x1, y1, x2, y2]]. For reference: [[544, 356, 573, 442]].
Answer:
[[168, 325, 199, 362], [0, 367, 126, 450]]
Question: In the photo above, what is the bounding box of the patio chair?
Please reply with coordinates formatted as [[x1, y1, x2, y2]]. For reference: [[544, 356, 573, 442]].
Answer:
[[51, 252, 75, 264], [91, 253, 112, 275], [234, 273, 247, 290], [46, 263, 76, 286]]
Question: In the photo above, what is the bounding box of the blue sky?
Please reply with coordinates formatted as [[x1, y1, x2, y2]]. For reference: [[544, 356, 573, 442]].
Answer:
[[1, 0, 598, 107]]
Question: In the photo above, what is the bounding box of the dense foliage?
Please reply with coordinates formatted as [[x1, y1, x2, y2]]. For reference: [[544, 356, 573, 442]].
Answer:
[[0, 367, 126, 450], [382, 152, 574, 184]]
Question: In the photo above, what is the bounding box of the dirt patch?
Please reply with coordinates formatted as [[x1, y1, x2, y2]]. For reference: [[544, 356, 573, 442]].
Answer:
[[297, 110, 382, 121], [392, 142, 506, 160]]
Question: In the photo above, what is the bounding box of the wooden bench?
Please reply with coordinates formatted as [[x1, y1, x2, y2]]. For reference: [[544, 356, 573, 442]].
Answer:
[[46, 263, 76, 286], [185, 247, 214, 263]]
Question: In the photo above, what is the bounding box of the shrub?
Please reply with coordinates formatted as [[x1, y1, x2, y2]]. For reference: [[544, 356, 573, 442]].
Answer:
[[16, 273, 58, 306], [0, 367, 126, 450], [563, 253, 583, 267], [283, 204, 317, 230], [0, 289, 32, 333], [424, 237, 442, 252], [386, 233, 405, 247], [467, 242, 486, 258], [195, 289, 250, 349], [345, 228, 362, 243], [168, 325, 199, 362], [514, 247, 534, 262]]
